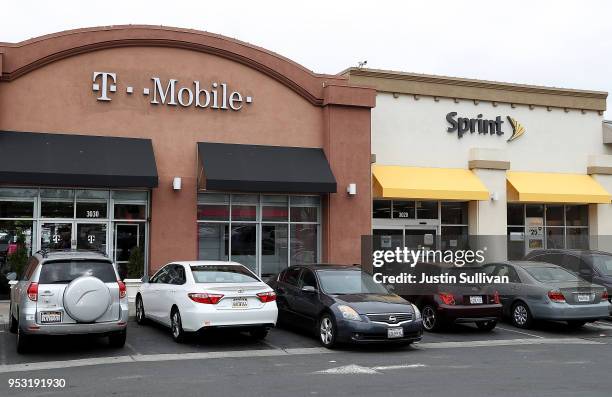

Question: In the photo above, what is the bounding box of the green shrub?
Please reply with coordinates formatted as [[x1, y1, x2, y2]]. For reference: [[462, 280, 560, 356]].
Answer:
[[127, 247, 145, 279]]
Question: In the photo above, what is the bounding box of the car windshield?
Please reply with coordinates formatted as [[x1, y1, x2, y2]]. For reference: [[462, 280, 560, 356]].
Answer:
[[524, 266, 579, 283], [39, 260, 117, 284], [590, 254, 612, 276], [316, 270, 389, 294], [191, 265, 260, 283]]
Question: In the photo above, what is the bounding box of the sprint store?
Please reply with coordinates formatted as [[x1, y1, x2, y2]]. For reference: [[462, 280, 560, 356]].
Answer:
[[344, 68, 611, 260]]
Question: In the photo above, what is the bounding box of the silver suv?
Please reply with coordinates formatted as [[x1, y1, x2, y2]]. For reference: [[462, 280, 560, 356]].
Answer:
[[8, 250, 128, 353]]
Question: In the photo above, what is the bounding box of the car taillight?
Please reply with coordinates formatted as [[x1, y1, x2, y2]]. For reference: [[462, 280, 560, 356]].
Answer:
[[117, 280, 127, 299], [548, 290, 566, 303], [188, 293, 224, 304], [257, 291, 277, 303], [438, 292, 455, 305], [27, 282, 38, 301], [490, 291, 501, 304], [602, 291, 609, 301]]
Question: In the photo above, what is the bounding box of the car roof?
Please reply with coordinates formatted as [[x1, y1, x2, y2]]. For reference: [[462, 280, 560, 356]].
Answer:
[[173, 261, 247, 267], [499, 260, 561, 268], [296, 264, 362, 271], [527, 249, 611, 256], [36, 249, 111, 261]]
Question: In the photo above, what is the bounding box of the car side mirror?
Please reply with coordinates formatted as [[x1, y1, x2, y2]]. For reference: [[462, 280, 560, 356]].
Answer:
[[141, 275, 149, 283], [6, 272, 17, 281], [301, 285, 317, 293]]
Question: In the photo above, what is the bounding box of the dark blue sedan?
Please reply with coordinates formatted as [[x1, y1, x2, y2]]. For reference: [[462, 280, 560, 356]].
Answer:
[[267, 265, 423, 348]]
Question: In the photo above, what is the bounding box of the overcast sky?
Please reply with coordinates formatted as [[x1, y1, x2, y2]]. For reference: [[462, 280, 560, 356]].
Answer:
[[2, 0, 610, 117]]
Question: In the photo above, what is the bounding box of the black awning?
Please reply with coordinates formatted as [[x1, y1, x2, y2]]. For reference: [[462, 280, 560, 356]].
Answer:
[[0, 131, 158, 188], [198, 142, 337, 193]]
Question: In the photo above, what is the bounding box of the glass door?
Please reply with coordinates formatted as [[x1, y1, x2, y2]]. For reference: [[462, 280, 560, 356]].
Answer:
[[404, 228, 437, 251], [76, 223, 107, 252], [40, 222, 72, 250], [373, 228, 404, 251], [114, 223, 141, 280]]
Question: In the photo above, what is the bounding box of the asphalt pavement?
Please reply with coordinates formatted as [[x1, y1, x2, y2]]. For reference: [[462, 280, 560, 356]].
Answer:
[[0, 318, 611, 396]]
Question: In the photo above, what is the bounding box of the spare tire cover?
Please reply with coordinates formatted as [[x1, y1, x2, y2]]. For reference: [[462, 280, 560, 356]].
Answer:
[[63, 276, 111, 323]]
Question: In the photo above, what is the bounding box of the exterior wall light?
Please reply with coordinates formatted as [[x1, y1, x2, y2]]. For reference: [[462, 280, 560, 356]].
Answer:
[[347, 183, 357, 196], [172, 177, 182, 191]]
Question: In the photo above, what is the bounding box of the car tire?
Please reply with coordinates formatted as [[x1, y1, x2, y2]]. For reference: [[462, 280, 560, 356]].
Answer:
[[108, 330, 127, 348], [8, 305, 17, 334], [249, 328, 269, 340], [16, 327, 30, 354], [135, 295, 147, 325], [566, 320, 586, 329], [421, 305, 443, 332], [170, 308, 186, 343], [318, 314, 337, 349], [511, 302, 533, 329], [475, 320, 497, 331]]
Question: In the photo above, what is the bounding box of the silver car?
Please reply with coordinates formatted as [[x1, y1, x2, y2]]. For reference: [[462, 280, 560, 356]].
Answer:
[[483, 261, 610, 329], [8, 250, 129, 353]]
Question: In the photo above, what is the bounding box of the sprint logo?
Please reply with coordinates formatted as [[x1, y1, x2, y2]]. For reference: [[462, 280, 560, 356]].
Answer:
[[506, 117, 526, 142]]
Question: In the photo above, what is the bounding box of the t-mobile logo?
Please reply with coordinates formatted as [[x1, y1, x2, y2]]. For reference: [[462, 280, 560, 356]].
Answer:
[[92, 72, 117, 101]]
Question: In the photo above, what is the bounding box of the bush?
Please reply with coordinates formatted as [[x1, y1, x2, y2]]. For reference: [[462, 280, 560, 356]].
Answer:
[[7, 233, 28, 277], [127, 247, 145, 279]]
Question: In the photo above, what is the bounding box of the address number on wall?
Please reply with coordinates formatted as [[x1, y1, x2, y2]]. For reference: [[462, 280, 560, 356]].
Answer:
[[86, 210, 101, 218]]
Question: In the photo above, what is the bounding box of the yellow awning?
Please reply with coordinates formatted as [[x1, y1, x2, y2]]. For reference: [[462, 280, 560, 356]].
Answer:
[[372, 165, 489, 200], [506, 171, 611, 203]]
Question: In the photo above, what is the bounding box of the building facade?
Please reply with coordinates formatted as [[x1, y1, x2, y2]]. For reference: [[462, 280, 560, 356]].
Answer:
[[0, 26, 375, 293], [344, 68, 610, 260]]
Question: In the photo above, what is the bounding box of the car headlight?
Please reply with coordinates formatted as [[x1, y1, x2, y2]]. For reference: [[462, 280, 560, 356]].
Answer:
[[338, 305, 362, 321], [412, 304, 421, 320]]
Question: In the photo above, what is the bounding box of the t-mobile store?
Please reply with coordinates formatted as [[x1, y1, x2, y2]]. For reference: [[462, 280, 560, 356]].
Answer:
[[344, 68, 611, 260], [0, 26, 374, 296]]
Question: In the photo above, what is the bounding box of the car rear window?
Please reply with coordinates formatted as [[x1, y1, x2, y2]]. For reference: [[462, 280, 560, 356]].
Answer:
[[191, 265, 260, 283], [524, 266, 578, 283], [591, 254, 612, 276], [38, 260, 117, 284]]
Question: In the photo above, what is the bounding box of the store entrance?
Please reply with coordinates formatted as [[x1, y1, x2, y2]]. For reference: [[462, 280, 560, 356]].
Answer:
[[40, 222, 107, 252]]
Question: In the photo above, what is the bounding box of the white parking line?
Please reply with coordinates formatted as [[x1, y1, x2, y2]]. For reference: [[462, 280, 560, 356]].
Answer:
[[0, 338, 602, 374], [496, 326, 545, 338]]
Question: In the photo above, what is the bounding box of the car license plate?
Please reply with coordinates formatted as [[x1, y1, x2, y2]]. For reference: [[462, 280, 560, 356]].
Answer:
[[387, 327, 404, 339], [577, 294, 591, 302], [40, 311, 62, 323], [469, 296, 483, 304], [232, 297, 248, 309]]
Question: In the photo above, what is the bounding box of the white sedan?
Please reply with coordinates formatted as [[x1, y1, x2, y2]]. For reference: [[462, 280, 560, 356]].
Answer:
[[136, 261, 278, 342]]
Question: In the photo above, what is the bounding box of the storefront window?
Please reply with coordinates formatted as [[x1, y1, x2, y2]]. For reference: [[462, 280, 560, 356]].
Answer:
[[441, 202, 468, 225], [290, 224, 318, 265], [0, 201, 34, 218], [507, 204, 589, 256], [197, 193, 321, 277], [392, 201, 415, 219], [0, 220, 33, 299], [416, 201, 438, 219], [372, 200, 392, 219], [0, 188, 149, 281]]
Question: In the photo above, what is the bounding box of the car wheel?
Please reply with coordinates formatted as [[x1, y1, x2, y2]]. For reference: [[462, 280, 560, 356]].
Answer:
[[319, 314, 337, 348], [8, 305, 17, 334], [135, 295, 147, 325], [566, 320, 586, 329], [422, 305, 442, 332], [249, 328, 269, 340], [170, 308, 186, 343], [511, 302, 533, 329], [475, 320, 497, 331], [16, 327, 30, 354], [108, 330, 127, 348]]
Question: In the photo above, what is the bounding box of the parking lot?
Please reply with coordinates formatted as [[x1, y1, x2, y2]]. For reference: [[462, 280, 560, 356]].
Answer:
[[2, 317, 612, 367]]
